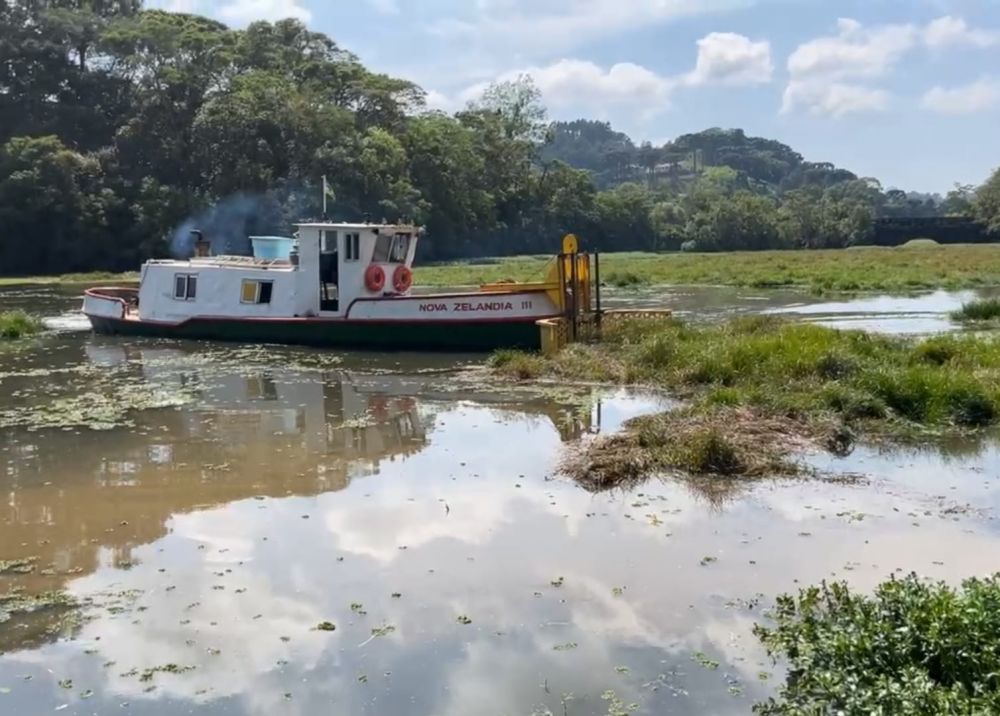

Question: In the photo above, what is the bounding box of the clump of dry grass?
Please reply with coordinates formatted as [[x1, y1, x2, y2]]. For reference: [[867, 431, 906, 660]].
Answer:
[[563, 406, 830, 492]]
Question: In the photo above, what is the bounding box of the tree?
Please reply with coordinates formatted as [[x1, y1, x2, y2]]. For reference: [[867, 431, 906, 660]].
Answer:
[[468, 76, 547, 143], [975, 169, 1000, 235]]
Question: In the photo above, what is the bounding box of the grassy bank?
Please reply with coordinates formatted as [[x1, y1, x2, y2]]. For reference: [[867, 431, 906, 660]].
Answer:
[[0, 310, 44, 340], [493, 316, 1000, 485], [754, 574, 1000, 714], [0, 271, 138, 287], [417, 244, 1000, 293]]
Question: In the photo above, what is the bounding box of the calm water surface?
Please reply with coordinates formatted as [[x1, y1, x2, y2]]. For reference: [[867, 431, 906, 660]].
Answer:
[[2, 285, 1000, 715]]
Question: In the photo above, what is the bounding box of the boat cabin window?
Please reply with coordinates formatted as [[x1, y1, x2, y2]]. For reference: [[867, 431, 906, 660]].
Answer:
[[391, 233, 411, 263], [344, 233, 361, 262], [174, 274, 197, 301], [372, 234, 392, 263], [241, 279, 274, 305], [373, 233, 411, 264]]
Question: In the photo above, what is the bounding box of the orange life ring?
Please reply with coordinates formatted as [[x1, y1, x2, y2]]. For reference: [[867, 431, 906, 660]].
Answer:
[[393, 265, 413, 293], [364, 264, 386, 293]]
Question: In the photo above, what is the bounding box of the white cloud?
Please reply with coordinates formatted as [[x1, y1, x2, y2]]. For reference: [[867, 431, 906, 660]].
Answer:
[[921, 78, 1000, 114], [787, 17, 918, 83], [217, 0, 312, 25], [924, 16, 999, 49], [683, 32, 773, 86], [783, 81, 889, 117], [444, 31, 769, 118], [366, 0, 400, 14], [428, 0, 751, 56], [782, 15, 1000, 118], [452, 59, 674, 116]]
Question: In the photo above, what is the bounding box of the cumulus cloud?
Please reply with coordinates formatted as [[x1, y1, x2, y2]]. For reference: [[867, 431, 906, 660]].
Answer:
[[428, 0, 751, 56], [683, 32, 773, 86], [783, 15, 999, 117], [150, 0, 311, 24], [444, 31, 770, 118], [924, 16, 999, 49], [783, 81, 890, 118], [217, 0, 311, 24], [366, 0, 400, 15], [921, 78, 1000, 114]]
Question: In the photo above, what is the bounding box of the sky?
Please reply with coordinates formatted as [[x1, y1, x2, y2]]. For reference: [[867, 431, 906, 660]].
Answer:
[[153, 0, 1000, 194]]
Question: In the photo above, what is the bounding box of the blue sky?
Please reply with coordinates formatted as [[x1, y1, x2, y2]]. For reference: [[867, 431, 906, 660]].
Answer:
[[157, 0, 1000, 193]]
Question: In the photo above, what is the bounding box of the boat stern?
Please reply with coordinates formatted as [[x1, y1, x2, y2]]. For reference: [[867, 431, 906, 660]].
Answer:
[[83, 287, 139, 327]]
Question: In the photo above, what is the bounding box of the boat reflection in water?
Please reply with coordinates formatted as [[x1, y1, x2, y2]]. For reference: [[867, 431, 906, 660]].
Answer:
[[1, 342, 601, 603]]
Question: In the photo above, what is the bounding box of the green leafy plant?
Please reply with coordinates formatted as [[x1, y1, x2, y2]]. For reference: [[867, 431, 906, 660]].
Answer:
[[754, 574, 1000, 714]]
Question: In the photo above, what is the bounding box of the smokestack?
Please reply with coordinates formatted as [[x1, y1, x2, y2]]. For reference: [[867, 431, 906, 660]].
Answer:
[[192, 229, 211, 258]]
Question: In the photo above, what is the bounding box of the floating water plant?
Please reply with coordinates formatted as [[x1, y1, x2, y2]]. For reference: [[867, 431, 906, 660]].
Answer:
[[754, 574, 1000, 714]]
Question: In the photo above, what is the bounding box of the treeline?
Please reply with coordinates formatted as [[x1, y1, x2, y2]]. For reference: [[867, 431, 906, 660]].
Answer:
[[1, 2, 999, 276]]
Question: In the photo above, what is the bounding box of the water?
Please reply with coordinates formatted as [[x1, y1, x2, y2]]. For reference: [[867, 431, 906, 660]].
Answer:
[[3, 284, 1000, 715], [604, 285, 1000, 334]]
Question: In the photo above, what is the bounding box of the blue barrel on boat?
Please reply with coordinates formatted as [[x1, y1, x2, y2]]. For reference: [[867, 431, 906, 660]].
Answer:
[[250, 236, 296, 260]]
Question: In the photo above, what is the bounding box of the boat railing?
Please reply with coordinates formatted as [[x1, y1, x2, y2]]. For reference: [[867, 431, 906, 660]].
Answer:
[[84, 287, 139, 319]]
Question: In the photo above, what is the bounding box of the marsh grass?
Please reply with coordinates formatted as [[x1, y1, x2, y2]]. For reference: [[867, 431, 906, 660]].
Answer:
[[416, 244, 1000, 293], [754, 574, 1000, 714], [952, 297, 1000, 322], [0, 311, 43, 339], [0, 271, 137, 287], [497, 316, 1000, 484]]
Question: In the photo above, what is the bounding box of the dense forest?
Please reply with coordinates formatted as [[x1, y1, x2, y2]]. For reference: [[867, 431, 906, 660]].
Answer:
[[1, 1, 1000, 275]]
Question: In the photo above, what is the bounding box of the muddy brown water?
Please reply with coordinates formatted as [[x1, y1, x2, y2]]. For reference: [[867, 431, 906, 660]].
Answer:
[[2, 284, 1000, 715]]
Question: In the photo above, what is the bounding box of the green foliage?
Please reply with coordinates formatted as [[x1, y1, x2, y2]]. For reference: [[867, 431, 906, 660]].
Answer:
[[0, 311, 43, 340], [490, 349, 545, 380], [504, 315, 1000, 434], [754, 574, 1000, 715], [418, 245, 1000, 293], [975, 167, 1000, 235], [953, 298, 1000, 322], [0, 5, 990, 277]]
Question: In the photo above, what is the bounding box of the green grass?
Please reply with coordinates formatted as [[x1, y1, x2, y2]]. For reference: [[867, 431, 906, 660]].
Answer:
[[504, 316, 1000, 431], [0, 311, 43, 340], [498, 316, 1000, 482], [953, 297, 1000, 322], [415, 244, 1000, 293], [0, 271, 138, 287], [754, 574, 1000, 714]]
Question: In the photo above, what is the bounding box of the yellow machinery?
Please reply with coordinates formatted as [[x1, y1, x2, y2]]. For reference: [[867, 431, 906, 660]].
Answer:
[[482, 234, 603, 356]]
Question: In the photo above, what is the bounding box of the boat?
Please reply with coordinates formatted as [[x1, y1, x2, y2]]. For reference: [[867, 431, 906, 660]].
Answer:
[[83, 221, 598, 351]]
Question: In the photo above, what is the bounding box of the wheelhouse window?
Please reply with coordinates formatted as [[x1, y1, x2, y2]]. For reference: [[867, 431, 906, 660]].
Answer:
[[372, 234, 392, 263], [344, 233, 361, 261], [321, 230, 338, 254], [241, 280, 274, 305], [390, 233, 411, 263], [373, 233, 411, 264], [174, 274, 197, 301]]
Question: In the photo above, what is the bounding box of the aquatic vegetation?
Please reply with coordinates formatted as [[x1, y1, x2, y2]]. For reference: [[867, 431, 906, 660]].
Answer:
[[0, 557, 37, 574], [754, 574, 1000, 714], [417, 245, 1000, 293], [952, 297, 1000, 322], [0, 271, 138, 287], [499, 316, 1000, 484], [456, 615, 472, 625], [489, 349, 545, 380], [604, 270, 648, 288], [0, 310, 43, 340], [315, 621, 337, 631]]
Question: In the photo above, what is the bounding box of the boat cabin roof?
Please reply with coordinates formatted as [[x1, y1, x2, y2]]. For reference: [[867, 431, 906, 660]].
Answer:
[[295, 221, 421, 233]]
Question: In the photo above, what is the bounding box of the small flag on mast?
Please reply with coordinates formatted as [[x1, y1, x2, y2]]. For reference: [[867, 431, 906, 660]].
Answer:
[[322, 175, 336, 218]]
